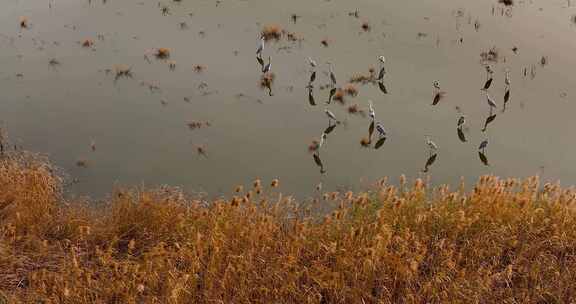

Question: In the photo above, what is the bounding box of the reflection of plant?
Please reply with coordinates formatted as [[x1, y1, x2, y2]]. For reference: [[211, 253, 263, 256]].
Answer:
[[259, 72, 275, 88], [75, 158, 88, 168], [19, 17, 29, 29], [480, 47, 499, 63], [81, 38, 94, 48], [347, 104, 365, 117], [113, 64, 133, 80], [361, 21, 371, 32], [193, 64, 205, 73], [498, 0, 514, 6]]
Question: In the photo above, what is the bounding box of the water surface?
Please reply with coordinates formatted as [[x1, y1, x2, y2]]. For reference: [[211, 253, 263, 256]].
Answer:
[[1, 0, 575, 198]]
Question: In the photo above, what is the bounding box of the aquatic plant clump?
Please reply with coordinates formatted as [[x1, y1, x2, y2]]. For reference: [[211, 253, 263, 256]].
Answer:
[[1, 153, 576, 303], [480, 47, 500, 63], [260, 25, 302, 43], [259, 72, 275, 88], [498, 0, 514, 6], [154, 47, 171, 59], [261, 24, 283, 41], [343, 84, 359, 97]]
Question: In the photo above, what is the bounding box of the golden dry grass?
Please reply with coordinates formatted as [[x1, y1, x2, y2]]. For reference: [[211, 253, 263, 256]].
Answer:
[[1, 152, 576, 303]]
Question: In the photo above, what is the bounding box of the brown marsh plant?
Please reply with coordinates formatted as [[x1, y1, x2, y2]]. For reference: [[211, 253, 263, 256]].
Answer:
[[0, 152, 576, 303]]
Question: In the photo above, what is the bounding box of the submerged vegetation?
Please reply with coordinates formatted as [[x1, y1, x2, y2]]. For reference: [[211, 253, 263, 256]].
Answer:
[[1, 151, 576, 303], [259, 24, 302, 43]]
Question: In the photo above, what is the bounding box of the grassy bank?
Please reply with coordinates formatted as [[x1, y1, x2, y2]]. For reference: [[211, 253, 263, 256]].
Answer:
[[1, 152, 576, 303]]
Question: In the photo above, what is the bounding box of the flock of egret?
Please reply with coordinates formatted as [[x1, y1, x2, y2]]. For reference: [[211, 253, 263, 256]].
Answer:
[[256, 31, 513, 174], [436, 61, 513, 168], [426, 62, 512, 169]]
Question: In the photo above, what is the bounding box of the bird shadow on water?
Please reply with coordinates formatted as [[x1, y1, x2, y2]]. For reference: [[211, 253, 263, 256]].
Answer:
[[422, 153, 438, 173], [377, 66, 386, 81], [313, 152, 326, 174], [457, 128, 467, 142], [309, 71, 316, 86], [324, 124, 336, 135], [377, 81, 388, 94], [256, 56, 264, 70], [482, 77, 493, 90], [374, 137, 387, 149], [478, 140, 489, 166], [310, 123, 339, 174], [307, 88, 316, 106], [368, 121, 374, 138], [478, 151, 489, 166], [502, 89, 510, 113], [327, 87, 337, 104], [481, 114, 497, 132], [432, 91, 446, 106]]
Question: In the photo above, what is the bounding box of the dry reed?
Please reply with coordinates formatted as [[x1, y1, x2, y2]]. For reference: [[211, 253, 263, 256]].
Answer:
[[1, 151, 576, 303]]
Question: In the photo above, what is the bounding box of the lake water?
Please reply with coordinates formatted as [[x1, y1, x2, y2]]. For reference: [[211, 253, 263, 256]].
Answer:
[[1, 0, 576, 199]]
